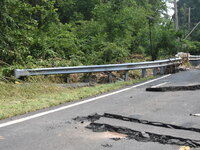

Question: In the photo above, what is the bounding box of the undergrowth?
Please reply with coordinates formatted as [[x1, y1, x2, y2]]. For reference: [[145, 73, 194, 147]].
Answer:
[[0, 76, 154, 120]]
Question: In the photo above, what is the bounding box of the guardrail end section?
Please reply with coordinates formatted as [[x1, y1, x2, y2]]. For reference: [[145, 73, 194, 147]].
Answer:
[[14, 69, 23, 79]]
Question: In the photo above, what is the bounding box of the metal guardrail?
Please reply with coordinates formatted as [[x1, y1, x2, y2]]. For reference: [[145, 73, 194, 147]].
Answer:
[[14, 58, 182, 80], [189, 55, 200, 61], [189, 55, 200, 66]]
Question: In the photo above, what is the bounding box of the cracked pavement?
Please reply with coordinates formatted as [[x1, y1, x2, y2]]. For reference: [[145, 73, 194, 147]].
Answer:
[[0, 69, 200, 150]]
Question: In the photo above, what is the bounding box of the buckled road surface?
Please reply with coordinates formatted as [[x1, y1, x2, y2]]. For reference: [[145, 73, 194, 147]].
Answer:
[[0, 69, 200, 150]]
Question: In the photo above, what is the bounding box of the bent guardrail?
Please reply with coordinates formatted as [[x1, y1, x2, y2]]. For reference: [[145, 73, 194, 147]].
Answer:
[[189, 55, 200, 61], [14, 58, 182, 80], [189, 55, 200, 66]]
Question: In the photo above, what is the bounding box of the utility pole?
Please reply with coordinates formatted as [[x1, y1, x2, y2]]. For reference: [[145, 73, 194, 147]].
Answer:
[[149, 19, 153, 60], [188, 7, 191, 30], [174, 0, 179, 31], [147, 16, 155, 61]]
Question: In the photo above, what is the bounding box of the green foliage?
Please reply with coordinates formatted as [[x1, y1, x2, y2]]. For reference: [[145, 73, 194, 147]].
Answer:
[[100, 42, 129, 64], [30, 23, 79, 60], [154, 26, 181, 58], [1, 0, 193, 74], [182, 40, 200, 54]]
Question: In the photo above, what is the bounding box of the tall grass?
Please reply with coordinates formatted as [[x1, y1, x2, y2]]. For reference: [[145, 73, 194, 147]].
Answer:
[[0, 76, 154, 120]]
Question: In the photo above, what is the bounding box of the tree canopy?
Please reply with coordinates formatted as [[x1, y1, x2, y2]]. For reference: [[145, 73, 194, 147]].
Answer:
[[0, 0, 198, 67]]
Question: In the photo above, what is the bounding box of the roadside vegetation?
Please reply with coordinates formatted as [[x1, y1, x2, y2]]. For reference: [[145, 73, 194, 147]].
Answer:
[[0, 76, 154, 120], [0, 0, 199, 119], [1, 0, 199, 76]]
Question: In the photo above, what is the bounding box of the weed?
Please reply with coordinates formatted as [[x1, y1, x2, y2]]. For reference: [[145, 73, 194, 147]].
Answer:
[[0, 76, 154, 120]]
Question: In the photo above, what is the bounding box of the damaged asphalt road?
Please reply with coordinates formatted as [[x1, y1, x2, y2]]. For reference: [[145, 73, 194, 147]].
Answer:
[[0, 69, 200, 150], [74, 113, 200, 148], [146, 84, 200, 92]]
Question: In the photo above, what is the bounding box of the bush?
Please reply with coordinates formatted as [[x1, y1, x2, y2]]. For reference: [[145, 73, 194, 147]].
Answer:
[[183, 40, 200, 55], [100, 43, 129, 64]]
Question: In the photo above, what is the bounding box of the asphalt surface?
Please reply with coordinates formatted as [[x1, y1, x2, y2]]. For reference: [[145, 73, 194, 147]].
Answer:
[[0, 69, 200, 150]]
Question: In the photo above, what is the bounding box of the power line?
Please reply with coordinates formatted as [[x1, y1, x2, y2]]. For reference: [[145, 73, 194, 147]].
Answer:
[[184, 21, 200, 40]]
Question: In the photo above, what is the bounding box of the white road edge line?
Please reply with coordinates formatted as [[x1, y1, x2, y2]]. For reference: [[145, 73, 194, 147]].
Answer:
[[151, 82, 168, 88], [0, 74, 171, 128]]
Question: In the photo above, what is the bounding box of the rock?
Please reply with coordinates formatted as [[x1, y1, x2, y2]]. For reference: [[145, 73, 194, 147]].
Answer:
[[140, 131, 150, 138]]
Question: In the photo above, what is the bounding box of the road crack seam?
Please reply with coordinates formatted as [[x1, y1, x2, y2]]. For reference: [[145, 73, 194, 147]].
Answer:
[[103, 113, 200, 133], [74, 113, 200, 133], [87, 123, 200, 148], [146, 84, 200, 92], [73, 113, 200, 147]]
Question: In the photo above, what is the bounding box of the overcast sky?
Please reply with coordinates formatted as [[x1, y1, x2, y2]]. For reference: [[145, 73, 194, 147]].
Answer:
[[166, 2, 174, 17]]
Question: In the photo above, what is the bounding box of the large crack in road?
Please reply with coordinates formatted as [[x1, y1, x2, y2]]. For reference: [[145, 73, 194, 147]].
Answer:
[[146, 84, 200, 92], [103, 113, 200, 133], [87, 123, 200, 148], [73, 113, 200, 148]]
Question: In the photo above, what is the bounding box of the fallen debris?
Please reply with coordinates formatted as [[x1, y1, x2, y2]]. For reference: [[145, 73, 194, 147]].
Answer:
[[73, 113, 102, 123]]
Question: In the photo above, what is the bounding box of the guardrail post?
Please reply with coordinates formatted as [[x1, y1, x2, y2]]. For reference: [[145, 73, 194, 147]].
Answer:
[[160, 67, 165, 75], [88, 73, 92, 82], [142, 69, 147, 78], [153, 68, 158, 76], [66, 75, 70, 83], [108, 72, 112, 83], [44, 75, 48, 79], [124, 71, 129, 81]]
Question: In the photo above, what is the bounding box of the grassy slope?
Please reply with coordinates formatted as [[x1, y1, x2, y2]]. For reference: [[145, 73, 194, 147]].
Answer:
[[0, 76, 154, 120]]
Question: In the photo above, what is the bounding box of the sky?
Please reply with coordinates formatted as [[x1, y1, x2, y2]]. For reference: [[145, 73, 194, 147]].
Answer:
[[166, 1, 174, 17]]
